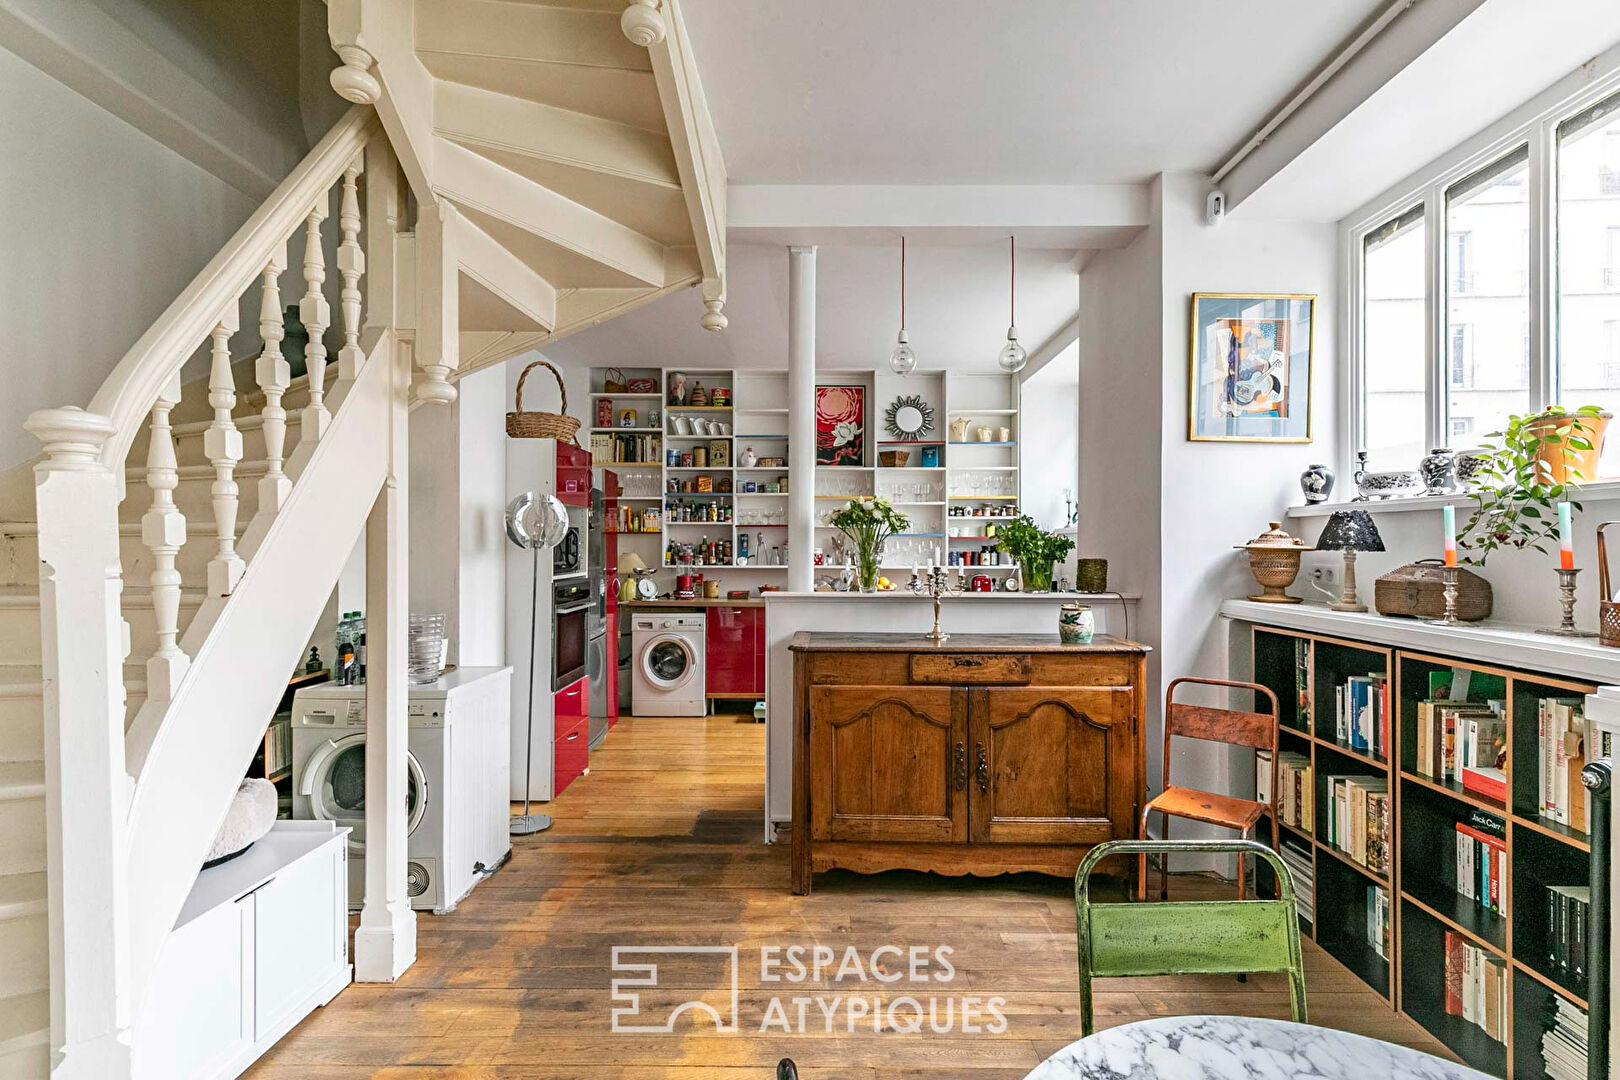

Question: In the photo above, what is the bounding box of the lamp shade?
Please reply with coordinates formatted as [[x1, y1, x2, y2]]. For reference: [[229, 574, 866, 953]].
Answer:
[[619, 551, 649, 573], [1316, 510, 1385, 553]]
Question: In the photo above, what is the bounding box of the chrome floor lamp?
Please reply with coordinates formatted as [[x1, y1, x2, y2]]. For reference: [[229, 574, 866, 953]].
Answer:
[[505, 491, 570, 836]]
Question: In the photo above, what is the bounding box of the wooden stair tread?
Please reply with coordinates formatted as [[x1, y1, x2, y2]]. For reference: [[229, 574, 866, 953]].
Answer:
[[0, 873, 45, 920]]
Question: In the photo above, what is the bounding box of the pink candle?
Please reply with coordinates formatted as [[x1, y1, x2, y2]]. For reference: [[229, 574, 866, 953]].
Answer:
[[1442, 504, 1457, 568]]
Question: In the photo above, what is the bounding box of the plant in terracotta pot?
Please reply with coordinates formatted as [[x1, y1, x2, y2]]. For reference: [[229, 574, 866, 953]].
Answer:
[[1454, 406, 1603, 564], [994, 516, 1075, 592], [830, 497, 910, 592]]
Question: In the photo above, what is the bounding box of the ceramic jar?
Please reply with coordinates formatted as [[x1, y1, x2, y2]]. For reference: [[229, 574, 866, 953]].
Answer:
[[1235, 522, 1312, 604], [949, 417, 971, 441], [738, 446, 758, 468], [1419, 447, 1457, 496], [1059, 603, 1094, 644], [1299, 464, 1335, 504]]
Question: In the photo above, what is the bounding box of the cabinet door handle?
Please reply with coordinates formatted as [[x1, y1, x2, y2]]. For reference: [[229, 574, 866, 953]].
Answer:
[[975, 743, 989, 794], [953, 742, 967, 790]]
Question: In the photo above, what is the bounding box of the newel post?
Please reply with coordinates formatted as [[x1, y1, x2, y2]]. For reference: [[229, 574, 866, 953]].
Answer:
[[24, 407, 134, 1079]]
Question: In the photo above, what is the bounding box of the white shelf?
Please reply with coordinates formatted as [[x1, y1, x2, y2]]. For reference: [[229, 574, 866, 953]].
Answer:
[[591, 392, 661, 399], [948, 441, 1017, 447], [949, 408, 1017, 415], [737, 466, 789, 472], [949, 464, 1017, 471], [666, 466, 733, 472], [737, 490, 789, 496], [892, 501, 945, 506], [738, 407, 788, 414], [816, 464, 875, 470], [591, 426, 660, 433]]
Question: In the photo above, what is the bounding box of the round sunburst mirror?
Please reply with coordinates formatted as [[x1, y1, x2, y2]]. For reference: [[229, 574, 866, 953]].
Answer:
[[884, 395, 934, 442]]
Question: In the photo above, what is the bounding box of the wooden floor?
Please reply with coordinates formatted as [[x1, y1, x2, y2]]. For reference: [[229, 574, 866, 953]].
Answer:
[[249, 712, 1449, 1079]]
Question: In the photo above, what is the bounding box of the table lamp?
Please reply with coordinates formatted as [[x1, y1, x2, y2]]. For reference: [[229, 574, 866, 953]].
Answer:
[[1315, 510, 1384, 613], [618, 551, 648, 602]]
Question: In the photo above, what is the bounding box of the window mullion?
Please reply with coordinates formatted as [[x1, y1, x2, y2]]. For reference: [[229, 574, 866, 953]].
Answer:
[[1529, 117, 1556, 409], [1425, 187, 1446, 449]]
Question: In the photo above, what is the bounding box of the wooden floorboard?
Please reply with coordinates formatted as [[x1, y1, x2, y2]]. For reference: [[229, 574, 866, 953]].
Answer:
[[247, 712, 1449, 1078]]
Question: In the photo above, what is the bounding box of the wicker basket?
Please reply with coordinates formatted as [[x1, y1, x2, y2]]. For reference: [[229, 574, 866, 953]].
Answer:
[[1374, 559, 1492, 621], [506, 360, 581, 443], [878, 450, 910, 467], [601, 366, 627, 393], [1598, 522, 1620, 647]]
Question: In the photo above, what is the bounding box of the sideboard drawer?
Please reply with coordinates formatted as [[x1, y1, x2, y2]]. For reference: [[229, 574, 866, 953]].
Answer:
[[909, 653, 1031, 685]]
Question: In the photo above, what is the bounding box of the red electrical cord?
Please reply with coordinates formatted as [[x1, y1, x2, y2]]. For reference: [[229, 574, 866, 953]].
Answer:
[[900, 235, 907, 331], [1009, 234, 1016, 327]]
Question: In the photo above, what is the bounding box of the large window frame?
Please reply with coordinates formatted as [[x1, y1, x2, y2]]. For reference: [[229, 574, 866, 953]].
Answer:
[[1345, 65, 1620, 483]]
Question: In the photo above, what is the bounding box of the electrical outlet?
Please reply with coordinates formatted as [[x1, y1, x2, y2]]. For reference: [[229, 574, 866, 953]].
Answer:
[[1310, 565, 1337, 586]]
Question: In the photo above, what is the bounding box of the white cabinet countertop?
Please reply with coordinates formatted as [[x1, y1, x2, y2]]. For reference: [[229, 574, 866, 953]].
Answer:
[[761, 590, 1140, 601]]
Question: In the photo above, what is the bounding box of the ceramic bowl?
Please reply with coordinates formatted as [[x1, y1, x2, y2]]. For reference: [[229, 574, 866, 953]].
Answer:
[[1356, 469, 1424, 500]]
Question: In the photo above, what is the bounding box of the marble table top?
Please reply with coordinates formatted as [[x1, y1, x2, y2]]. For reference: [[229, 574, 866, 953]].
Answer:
[[1024, 1016, 1493, 1080]]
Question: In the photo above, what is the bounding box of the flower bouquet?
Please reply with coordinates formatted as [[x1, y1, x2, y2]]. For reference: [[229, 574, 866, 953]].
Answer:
[[994, 516, 1075, 592], [829, 497, 910, 592]]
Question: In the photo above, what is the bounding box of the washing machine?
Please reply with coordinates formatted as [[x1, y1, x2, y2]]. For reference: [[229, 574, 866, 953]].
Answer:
[[631, 613, 706, 716], [290, 668, 512, 913]]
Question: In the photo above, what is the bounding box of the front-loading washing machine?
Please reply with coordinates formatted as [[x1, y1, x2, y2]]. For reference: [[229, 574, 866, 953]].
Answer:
[[631, 613, 705, 716], [290, 668, 512, 913]]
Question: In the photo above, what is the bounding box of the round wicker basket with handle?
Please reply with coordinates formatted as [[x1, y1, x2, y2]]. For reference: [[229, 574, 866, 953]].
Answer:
[[507, 359, 581, 443]]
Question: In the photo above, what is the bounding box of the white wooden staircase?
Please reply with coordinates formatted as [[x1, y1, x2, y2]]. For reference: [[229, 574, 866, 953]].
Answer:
[[0, 3, 725, 1076]]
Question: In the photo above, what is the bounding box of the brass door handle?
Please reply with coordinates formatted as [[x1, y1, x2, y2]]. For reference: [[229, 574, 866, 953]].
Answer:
[[975, 743, 989, 794], [953, 742, 967, 790]]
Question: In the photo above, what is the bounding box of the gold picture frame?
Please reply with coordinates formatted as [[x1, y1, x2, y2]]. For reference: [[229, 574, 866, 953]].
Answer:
[[1188, 292, 1315, 443]]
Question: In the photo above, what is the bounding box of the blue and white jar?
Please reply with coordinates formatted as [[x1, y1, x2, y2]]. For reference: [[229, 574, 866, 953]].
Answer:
[[1059, 602, 1094, 645]]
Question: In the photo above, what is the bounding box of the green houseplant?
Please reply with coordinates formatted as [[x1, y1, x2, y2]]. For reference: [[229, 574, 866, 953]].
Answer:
[[830, 497, 910, 591], [994, 516, 1075, 592], [1454, 405, 1604, 565]]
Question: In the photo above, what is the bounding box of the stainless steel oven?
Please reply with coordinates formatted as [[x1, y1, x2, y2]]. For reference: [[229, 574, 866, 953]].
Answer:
[[552, 580, 591, 691]]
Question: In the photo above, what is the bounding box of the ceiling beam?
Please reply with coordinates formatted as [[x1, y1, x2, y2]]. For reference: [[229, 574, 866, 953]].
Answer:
[[728, 184, 1150, 233], [1016, 314, 1080, 384]]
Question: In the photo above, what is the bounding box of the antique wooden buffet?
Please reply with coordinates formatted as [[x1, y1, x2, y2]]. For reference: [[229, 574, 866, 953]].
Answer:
[[788, 632, 1151, 894]]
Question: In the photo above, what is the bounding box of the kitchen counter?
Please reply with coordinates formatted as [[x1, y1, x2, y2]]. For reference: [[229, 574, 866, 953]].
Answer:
[[621, 597, 766, 608], [789, 631, 1147, 652], [764, 590, 1141, 601]]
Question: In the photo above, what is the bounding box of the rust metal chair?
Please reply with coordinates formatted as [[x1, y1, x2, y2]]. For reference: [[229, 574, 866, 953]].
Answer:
[[1138, 676, 1280, 901]]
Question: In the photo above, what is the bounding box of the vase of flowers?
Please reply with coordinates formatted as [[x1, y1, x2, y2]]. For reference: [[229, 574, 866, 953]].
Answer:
[[830, 497, 910, 592], [994, 516, 1076, 593]]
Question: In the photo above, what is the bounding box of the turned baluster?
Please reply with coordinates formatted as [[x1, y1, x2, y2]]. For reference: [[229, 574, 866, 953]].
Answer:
[[300, 200, 331, 439], [255, 247, 292, 513], [336, 156, 366, 379], [142, 373, 188, 703], [204, 310, 244, 595]]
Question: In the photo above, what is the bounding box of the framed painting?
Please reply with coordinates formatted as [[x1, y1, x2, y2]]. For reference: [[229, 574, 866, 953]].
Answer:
[[815, 385, 866, 465], [1188, 293, 1315, 442]]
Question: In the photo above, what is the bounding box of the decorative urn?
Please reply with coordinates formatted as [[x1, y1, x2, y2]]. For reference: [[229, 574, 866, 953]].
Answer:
[[1235, 522, 1313, 604]]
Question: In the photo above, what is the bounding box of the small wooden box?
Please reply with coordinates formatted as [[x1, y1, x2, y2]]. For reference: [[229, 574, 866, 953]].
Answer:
[[1374, 559, 1493, 621]]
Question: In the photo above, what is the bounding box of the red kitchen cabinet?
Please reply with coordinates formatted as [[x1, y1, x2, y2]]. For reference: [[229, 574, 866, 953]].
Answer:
[[554, 677, 588, 795], [705, 607, 765, 697], [555, 442, 591, 507]]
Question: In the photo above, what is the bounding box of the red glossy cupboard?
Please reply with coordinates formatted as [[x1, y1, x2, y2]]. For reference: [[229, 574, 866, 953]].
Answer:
[[705, 606, 765, 697], [553, 676, 588, 794]]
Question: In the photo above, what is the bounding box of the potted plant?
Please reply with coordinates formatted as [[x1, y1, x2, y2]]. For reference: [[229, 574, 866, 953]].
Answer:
[[1454, 406, 1603, 564], [830, 497, 910, 592], [994, 516, 1076, 592]]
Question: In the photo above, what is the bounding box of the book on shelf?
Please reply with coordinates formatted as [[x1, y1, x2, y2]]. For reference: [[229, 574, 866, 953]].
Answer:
[[1415, 700, 1501, 783], [1538, 697, 1590, 830], [1443, 931, 1507, 1044], [1454, 809, 1506, 915], [1545, 884, 1590, 995], [1279, 837, 1313, 923], [590, 431, 663, 465], [1366, 884, 1391, 960], [1323, 774, 1389, 873], [1293, 638, 1310, 727], [1334, 674, 1388, 757], [1540, 994, 1590, 1080], [1268, 751, 1312, 832], [1460, 765, 1506, 802]]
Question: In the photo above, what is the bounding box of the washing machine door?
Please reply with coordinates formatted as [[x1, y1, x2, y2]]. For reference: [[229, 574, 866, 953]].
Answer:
[[641, 634, 697, 691], [298, 732, 427, 852]]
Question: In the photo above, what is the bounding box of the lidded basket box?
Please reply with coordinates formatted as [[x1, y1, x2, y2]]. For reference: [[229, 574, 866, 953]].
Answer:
[[1374, 559, 1492, 621]]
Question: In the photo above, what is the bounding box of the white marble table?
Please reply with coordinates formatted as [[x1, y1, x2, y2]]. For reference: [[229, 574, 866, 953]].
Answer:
[[1024, 1016, 1493, 1080]]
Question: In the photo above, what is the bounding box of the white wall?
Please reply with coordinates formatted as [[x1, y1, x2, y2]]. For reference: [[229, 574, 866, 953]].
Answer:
[[1018, 350, 1079, 579]]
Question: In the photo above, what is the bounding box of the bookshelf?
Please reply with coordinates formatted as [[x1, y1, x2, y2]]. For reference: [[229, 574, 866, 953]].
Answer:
[[1248, 627, 1600, 1079]]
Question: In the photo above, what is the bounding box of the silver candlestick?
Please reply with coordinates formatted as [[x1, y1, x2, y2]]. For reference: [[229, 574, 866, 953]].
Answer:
[[1427, 565, 1461, 626], [909, 566, 962, 643], [1538, 567, 1594, 638]]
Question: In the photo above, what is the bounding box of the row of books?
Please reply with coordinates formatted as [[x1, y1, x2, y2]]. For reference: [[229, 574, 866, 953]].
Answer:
[[1540, 994, 1590, 1080], [589, 432, 663, 465], [262, 713, 292, 778], [1291, 636, 1310, 726], [1278, 838, 1313, 923], [1366, 884, 1391, 960], [1334, 674, 1390, 758], [1537, 697, 1590, 831], [1415, 698, 1504, 786], [1256, 750, 1312, 831], [1454, 809, 1506, 915], [1545, 884, 1591, 994], [1444, 931, 1508, 1046], [1323, 774, 1390, 876]]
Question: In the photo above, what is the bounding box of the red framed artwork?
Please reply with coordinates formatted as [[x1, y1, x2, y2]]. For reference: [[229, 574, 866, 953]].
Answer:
[[815, 385, 865, 466]]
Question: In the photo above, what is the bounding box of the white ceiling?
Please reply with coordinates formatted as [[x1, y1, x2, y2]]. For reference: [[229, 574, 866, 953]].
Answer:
[[681, 0, 1387, 185], [541, 240, 1081, 374]]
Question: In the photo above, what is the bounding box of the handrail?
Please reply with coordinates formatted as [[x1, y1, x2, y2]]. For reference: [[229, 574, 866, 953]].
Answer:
[[87, 105, 383, 484]]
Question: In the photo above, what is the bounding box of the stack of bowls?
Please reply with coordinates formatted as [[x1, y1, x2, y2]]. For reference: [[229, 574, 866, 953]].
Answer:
[[408, 613, 446, 685]]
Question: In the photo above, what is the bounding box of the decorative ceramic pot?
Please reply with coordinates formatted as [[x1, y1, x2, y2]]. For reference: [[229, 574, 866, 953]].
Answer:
[[1235, 522, 1312, 604], [738, 446, 758, 469], [1454, 450, 1489, 489], [1419, 447, 1457, 496], [1528, 409, 1612, 484], [949, 417, 972, 442], [689, 381, 709, 407], [1356, 469, 1424, 500], [1058, 603, 1094, 645], [1299, 464, 1335, 504]]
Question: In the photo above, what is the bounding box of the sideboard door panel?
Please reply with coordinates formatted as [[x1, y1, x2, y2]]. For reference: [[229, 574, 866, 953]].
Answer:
[[970, 687, 1134, 845], [810, 685, 966, 843]]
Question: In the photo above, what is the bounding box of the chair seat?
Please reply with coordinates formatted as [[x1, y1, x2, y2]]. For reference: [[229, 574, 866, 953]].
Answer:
[[1146, 785, 1267, 831]]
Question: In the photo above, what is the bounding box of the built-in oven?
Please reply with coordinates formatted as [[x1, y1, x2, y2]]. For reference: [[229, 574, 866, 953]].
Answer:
[[552, 579, 592, 691]]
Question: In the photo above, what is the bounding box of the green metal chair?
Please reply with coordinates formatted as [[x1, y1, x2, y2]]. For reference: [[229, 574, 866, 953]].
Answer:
[[1073, 838, 1307, 1036]]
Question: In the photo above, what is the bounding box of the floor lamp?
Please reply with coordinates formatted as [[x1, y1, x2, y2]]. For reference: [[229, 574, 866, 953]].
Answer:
[[505, 491, 570, 836]]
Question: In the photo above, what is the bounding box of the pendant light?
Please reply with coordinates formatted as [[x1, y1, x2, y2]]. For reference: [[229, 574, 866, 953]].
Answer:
[[996, 234, 1027, 374], [889, 235, 918, 376]]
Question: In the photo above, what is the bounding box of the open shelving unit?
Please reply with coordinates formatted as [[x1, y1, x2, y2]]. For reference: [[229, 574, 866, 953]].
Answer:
[[1248, 627, 1597, 1079]]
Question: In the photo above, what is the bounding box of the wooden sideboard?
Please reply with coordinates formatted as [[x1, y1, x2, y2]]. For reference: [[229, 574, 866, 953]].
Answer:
[[788, 632, 1150, 894]]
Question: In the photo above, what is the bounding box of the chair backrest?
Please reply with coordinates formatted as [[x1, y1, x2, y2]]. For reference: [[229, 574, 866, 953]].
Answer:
[[1072, 838, 1306, 1035], [1162, 676, 1279, 794]]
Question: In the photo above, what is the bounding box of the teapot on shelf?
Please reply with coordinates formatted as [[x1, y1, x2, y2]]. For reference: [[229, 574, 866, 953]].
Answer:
[[949, 416, 972, 442]]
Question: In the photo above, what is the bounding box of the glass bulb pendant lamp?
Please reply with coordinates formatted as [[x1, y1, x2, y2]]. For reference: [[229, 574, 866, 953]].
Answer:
[[997, 234, 1027, 373], [890, 235, 918, 375]]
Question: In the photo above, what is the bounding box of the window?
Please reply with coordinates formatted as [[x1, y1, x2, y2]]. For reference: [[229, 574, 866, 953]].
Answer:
[[1362, 205, 1426, 470], [1446, 147, 1529, 445], [1558, 88, 1620, 475]]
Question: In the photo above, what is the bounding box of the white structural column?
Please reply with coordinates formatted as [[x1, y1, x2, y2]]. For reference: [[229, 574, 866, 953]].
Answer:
[[355, 330, 416, 982], [787, 245, 817, 594]]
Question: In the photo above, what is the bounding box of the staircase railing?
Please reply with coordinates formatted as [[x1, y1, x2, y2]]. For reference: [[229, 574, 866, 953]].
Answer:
[[25, 104, 398, 1079]]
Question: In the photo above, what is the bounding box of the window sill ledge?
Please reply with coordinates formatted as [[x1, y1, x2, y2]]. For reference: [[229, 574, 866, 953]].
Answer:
[[1284, 479, 1620, 520]]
